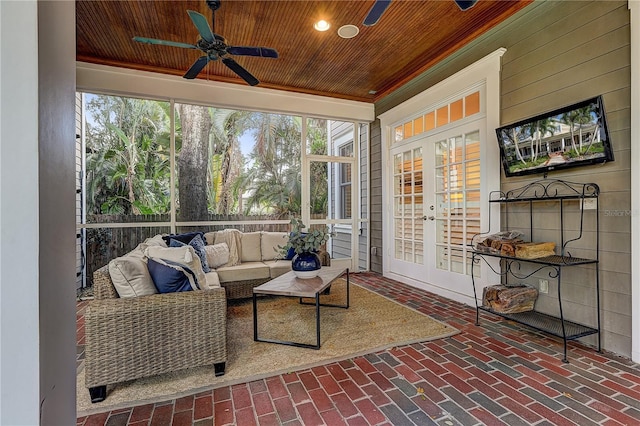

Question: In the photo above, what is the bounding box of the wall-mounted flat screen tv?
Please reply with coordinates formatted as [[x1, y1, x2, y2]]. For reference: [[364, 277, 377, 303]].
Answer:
[[496, 96, 614, 177]]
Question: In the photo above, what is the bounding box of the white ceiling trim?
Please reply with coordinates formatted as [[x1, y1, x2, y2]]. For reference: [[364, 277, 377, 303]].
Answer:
[[76, 62, 375, 122]]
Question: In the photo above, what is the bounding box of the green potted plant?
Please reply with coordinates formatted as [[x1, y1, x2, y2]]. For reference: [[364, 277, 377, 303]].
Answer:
[[281, 218, 331, 278]]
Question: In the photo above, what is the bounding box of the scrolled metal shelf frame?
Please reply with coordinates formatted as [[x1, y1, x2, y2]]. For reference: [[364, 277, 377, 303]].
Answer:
[[469, 178, 601, 363]]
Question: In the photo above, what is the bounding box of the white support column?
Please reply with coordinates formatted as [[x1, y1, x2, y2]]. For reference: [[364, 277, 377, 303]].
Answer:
[[629, 0, 640, 363]]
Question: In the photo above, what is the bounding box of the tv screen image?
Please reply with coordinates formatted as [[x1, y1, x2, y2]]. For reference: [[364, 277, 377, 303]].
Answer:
[[496, 96, 614, 177]]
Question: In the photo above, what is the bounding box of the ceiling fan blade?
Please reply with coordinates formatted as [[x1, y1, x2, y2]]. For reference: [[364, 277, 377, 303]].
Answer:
[[226, 46, 279, 59], [133, 36, 198, 50], [454, 0, 479, 11], [187, 10, 214, 43], [221, 57, 259, 86], [363, 0, 392, 26], [183, 56, 210, 79]]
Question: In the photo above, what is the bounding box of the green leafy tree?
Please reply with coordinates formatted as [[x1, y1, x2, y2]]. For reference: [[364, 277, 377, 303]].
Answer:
[[561, 107, 593, 155], [523, 118, 555, 161], [243, 114, 303, 216], [307, 118, 329, 214], [206, 108, 249, 214], [85, 95, 170, 215]]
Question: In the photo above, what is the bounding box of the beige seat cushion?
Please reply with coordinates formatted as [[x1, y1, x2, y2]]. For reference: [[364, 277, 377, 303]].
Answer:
[[144, 245, 206, 290], [216, 262, 270, 283], [108, 248, 157, 298], [241, 232, 262, 262], [263, 259, 292, 278], [261, 232, 288, 261], [204, 271, 221, 289]]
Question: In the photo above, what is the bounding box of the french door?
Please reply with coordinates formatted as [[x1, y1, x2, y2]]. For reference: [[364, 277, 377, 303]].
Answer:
[[388, 120, 483, 297]]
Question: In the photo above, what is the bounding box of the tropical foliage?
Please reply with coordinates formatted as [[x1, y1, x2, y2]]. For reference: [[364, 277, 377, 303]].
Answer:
[[85, 95, 171, 215], [84, 93, 330, 220]]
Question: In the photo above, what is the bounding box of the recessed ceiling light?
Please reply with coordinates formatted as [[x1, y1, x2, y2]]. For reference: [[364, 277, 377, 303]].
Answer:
[[314, 20, 330, 31], [368, 90, 377, 95], [338, 24, 359, 39]]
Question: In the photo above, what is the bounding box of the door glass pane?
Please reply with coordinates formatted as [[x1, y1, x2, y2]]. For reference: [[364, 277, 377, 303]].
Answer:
[[394, 198, 402, 215], [392, 146, 423, 264], [395, 239, 403, 258], [435, 140, 447, 166], [466, 220, 481, 244], [436, 220, 448, 244], [436, 246, 448, 270], [435, 167, 448, 192], [436, 193, 448, 217], [431, 129, 481, 277], [415, 219, 424, 241], [394, 175, 402, 196], [451, 248, 464, 274], [466, 160, 480, 188], [404, 242, 413, 261], [450, 220, 464, 246], [394, 153, 402, 174], [415, 243, 424, 264], [450, 192, 464, 217]]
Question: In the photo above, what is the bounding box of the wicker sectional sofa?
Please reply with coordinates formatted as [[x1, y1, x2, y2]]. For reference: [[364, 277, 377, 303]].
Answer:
[[202, 230, 292, 299], [84, 230, 292, 402]]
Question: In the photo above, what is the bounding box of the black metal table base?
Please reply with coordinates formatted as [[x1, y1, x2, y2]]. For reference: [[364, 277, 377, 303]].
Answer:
[[253, 270, 349, 350]]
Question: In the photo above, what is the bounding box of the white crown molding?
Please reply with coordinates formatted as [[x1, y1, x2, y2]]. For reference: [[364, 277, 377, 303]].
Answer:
[[76, 62, 375, 122]]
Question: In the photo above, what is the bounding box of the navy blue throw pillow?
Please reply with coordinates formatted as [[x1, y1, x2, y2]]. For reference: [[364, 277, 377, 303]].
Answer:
[[147, 258, 199, 293], [162, 231, 205, 246], [169, 234, 210, 273]]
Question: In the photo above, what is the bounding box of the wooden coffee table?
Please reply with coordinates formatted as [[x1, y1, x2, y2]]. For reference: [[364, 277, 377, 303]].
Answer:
[[252, 266, 349, 349]]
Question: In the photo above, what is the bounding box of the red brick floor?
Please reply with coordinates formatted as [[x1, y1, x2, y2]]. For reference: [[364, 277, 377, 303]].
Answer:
[[77, 272, 640, 425]]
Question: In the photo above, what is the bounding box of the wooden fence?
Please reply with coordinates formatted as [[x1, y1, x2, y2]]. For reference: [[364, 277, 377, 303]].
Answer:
[[83, 214, 297, 287]]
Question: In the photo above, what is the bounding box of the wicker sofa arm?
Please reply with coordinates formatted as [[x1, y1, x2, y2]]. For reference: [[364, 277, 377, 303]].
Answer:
[[84, 287, 227, 389]]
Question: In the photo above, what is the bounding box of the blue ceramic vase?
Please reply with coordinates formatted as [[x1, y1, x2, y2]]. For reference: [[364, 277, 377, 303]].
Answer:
[[291, 251, 321, 279]]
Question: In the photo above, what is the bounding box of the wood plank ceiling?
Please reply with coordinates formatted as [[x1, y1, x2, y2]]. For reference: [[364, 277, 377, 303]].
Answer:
[[76, 0, 532, 103]]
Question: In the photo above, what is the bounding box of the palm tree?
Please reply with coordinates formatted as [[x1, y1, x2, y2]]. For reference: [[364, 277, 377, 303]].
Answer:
[[207, 108, 249, 214], [560, 107, 593, 155], [499, 127, 526, 165], [573, 106, 594, 151], [306, 118, 329, 214], [243, 113, 304, 216], [85, 95, 170, 215], [524, 118, 556, 161]]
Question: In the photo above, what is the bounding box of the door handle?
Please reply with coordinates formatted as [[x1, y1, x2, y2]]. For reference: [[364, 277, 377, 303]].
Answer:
[[422, 215, 435, 221]]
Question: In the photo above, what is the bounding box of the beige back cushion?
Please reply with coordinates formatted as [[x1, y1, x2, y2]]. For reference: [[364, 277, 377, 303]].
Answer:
[[261, 232, 288, 261], [203, 231, 217, 246], [143, 234, 168, 248], [144, 245, 206, 289], [213, 229, 242, 266], [108, 249, 157, 298], [205, 243, 230, 269], [241, 232, 262, 262]]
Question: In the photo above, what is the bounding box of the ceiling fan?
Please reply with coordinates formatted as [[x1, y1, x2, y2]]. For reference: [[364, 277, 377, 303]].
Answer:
[[132, 0, 278, 86], [363, 0, 479, 26]]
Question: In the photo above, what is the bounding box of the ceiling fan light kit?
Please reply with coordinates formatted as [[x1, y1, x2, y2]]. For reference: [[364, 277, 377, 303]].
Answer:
[[133, 1, 278, 86]]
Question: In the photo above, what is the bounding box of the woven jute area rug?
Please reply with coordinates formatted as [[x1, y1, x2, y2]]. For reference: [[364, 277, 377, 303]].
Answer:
[[77, 279, 458, 416]]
